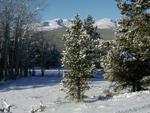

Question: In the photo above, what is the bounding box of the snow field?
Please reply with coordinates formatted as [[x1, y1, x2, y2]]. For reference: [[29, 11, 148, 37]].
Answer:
[[0, 72, 150, 113]]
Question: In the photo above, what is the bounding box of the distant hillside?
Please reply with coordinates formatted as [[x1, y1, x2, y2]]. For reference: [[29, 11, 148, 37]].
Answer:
[[43, 28, 65, 51], [34, 28, 115, 51], [98, 29, 115, 40]]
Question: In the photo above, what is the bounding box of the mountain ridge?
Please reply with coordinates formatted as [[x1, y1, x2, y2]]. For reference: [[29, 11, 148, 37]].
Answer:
[[37, 18, 116, 31]]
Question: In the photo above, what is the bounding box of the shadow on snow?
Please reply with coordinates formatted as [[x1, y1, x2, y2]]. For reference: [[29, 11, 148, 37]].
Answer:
[[0, 69, 104, 92], [0, 75, 62, 92]]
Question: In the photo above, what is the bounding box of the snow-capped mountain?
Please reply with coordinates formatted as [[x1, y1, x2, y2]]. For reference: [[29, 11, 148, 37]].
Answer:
[[37, 18, 74, 31], [37, 18, 116, 31], [94, 18, 116, 29], [41, 18, 65, 31], [63, 19, 74, 27]]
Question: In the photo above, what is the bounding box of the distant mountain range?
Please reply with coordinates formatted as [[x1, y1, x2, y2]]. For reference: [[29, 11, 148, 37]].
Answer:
[[33, 18, 116, 51], [94, 18, 116, 29], [36, 18, 116, 31]]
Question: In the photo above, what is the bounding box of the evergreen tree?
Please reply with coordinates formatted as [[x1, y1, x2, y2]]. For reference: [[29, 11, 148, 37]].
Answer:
[[62, 14, 94, 102], [83, 15, 102, 69], [102, 0, 150, 92]]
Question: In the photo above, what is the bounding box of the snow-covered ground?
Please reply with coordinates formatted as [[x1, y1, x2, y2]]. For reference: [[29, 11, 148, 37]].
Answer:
[[0, 71, 150, 113]]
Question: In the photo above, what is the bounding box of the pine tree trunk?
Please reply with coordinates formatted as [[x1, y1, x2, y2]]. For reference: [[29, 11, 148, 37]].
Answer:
[[41, 41, 45, 77], [0, 68, 2, 81], [3, 23, 10, 81], [77, 77, 81, 102], [136, 82, 142, 91], [24, 68, 28, 77], [132, 81, 142, 92], [32, 68, 35, 76], [132, 82, 136, 92], [41, 68, 45, 77]]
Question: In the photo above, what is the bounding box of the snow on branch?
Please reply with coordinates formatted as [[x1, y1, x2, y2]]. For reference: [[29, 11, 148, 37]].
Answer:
[[119, 51, 136, 62], [29, 101, 46, 113], [0, 99, 14, 113]]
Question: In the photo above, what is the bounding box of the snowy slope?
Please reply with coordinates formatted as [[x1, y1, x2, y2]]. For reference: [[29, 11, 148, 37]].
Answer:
[[0, 72, 150, 113], [63, 19, 73, 28], [37, 18, 116, 31], [38, 18, 74, 31], [94, 18, 116, 29], [40, 18, 65, 31]]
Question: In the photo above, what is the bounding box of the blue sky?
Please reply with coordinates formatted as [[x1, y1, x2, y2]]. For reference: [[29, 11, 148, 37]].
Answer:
[[40, 0, 120, 21]]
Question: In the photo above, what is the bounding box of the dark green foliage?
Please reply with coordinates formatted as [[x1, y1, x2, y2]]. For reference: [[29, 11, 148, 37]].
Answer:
[[62, 14, 95, 102], [83, 15, 102, 69], [103, 0, 150, 92]]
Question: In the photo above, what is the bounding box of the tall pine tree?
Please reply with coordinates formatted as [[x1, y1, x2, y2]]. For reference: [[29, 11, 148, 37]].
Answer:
[[102, 0, 150, 92], [83, 15, 102, 69], [62, 14, 96, 101]]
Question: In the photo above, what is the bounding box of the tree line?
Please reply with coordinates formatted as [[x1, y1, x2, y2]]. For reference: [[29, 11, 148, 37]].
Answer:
[[0, 0, 61, 81]]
